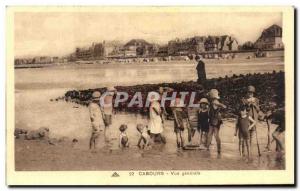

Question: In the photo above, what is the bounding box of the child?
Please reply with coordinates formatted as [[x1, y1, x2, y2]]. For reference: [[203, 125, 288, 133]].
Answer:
[[119, 124, 129, 148], [187, 106, 198, 145], [206, 89, 227, 154], [271, 108, 285, 152], [136, 124, 151, 149], [242, 85, 260, 147], [198, 98, 210, 148], [89, 91, 103, 150], [234, 105, 256, 160], [172, 98, 186, 149]]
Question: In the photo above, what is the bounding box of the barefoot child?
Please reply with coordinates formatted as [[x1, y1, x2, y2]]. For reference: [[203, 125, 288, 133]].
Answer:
[[198, 98, 210, 148], [136, 124, 151, 149], [119, 124, 129, 148], [207, 89, 227, 154], [172, 98, 186, 149], [234, 105, 256, 159], [88, 91, 103, 150]]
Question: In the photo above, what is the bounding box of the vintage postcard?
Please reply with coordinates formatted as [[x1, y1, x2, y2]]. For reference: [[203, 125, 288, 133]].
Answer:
[[6, 6, 294, 185]]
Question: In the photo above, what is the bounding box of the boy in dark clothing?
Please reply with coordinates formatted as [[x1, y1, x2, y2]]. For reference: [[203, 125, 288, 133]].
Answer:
[[206, 89, 227, 154]]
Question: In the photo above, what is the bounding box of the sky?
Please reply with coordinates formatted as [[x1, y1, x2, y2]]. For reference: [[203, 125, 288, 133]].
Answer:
[[14, 11, 282, 58]]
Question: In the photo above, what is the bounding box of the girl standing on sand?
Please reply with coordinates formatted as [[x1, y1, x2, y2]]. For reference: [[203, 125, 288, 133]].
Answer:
[[197, 98, 210, 148], [148, 92, 166, 144]]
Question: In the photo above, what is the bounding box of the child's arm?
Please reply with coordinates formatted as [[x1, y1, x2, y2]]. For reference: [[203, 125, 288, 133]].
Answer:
[[248, 116, 257, 130], [217, 102, 227, 109]]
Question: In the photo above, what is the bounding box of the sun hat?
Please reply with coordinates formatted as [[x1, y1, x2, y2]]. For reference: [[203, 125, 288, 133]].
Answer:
[[199, 98, 209, 104], [209, 89, 220, 99], [247, 85, 255, 93], [92, 91, 101, 99], [119, 124, 128, 132]]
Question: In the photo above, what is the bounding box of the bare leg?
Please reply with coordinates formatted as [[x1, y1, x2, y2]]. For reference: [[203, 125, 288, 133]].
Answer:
[[214, 127, 221, 154], [245, 139, 250, 160], [242, 140, 245, 156], [89, 135, 94, 149], [206, 126, 214, 150], [199, 131, 203, 146], [239, 139, 242, 156], [176, 133, 180, 148], [104, 126, 110, 143], [179, 131, 185, 148]]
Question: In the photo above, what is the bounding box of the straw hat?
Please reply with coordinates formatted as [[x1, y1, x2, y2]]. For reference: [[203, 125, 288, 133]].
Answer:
[[247, 85, 255, 93], [199, 98, 209, 104], [92, 91, 101, 99], [119, 124, 128, 132], [208, 89, 220, 99]]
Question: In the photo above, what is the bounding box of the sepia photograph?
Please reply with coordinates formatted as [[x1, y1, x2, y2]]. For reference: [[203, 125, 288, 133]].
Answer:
[[6, 6, 294, 185]]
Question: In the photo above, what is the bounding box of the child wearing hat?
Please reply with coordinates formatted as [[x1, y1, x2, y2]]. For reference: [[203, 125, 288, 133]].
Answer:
[[198, 98, 210, 148], [172, 97, 187, 148], [101, 86, 116, 143], [206, 89, 227, 154], [119, 124, 129, 148], [234, 105, 256, 160], [242, 85, 260, 147], [89, 91, 103, 150]]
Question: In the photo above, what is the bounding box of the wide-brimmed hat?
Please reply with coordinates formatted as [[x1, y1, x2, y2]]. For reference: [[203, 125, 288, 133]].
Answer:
[[208, 89, 220, 99], [199, 98, 209, 104], [92, 91, 101, 99], [247, 85, 255, 93], [119, 124, 128, 132]]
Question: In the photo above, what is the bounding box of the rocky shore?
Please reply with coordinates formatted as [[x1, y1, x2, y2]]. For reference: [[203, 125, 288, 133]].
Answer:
[[62, 71, 284, 117]]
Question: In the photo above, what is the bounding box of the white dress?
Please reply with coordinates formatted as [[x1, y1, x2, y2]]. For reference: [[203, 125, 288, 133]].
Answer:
[[148, 101, 163, 134]]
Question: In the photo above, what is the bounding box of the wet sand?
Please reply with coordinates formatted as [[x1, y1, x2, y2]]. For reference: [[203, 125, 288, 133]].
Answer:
[[14, 59, 285, 171], [15, 114, 285, 171]]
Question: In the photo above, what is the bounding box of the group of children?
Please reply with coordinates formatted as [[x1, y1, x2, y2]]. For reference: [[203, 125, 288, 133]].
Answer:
[[88, 85, 285, 160]]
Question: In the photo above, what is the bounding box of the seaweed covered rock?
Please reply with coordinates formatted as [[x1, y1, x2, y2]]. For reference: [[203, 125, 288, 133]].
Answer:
[[63, 71, 284, 117]]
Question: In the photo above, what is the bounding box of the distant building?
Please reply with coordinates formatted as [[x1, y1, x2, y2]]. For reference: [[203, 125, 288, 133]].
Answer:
[[254, 24, 284, 50], [123, 39, 156, 57], [241, 41, 255, 50], [168, 36, 206, 55], [204, 36, 220, 51], [157, 45, 169, 56], [75, 41, 106, 60], [204, 35, 238, 52]]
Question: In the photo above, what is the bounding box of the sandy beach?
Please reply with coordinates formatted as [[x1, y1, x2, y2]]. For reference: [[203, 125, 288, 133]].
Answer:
[[14, 58, 285, 171]]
